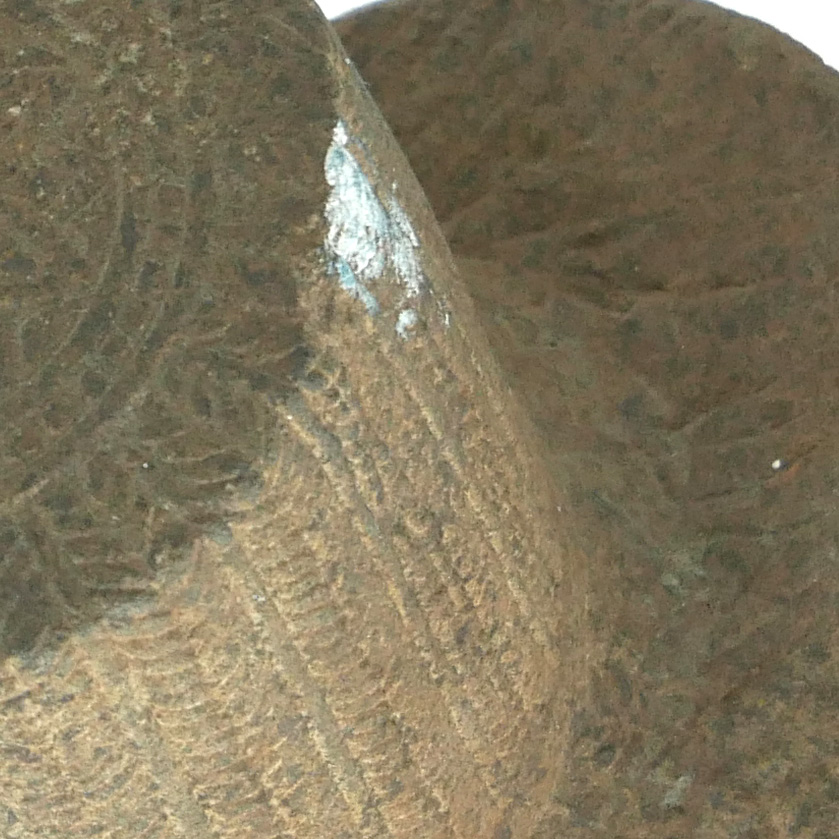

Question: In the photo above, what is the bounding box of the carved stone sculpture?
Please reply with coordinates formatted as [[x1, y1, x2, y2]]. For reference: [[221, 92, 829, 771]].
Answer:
[[3, 0, 839, 836]]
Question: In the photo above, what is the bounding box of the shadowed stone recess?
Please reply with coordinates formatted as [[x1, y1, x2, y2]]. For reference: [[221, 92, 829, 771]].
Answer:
[[0, 0, 334, 655], [336, 0, 839, 836]]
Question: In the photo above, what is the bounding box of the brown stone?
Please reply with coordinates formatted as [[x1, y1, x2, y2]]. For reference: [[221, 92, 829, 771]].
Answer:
[[4, 0, 839, 835], [335, 0, 839, 836], [0, 1, 593, 837]]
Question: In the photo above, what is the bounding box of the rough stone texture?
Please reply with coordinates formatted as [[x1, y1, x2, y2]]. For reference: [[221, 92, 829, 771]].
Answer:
[[5, 0, 839, 835], [0, 1, 595, 837], [335, 0, 839, 836]]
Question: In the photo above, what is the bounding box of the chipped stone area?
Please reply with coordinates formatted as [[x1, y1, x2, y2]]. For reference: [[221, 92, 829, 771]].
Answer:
[[322, 118, 428, 336]]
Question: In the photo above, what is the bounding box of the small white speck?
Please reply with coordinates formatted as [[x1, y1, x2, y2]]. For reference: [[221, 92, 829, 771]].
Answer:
[[662, 773, 693, 809], [333, 120, 348, 146], [396, 308, 418, 340], [142, 462, 149, 469], [771, 458, 786, 471], [252, 593, 266, 604], [118, 43, 141, 65], [7, 105, 22, 117]]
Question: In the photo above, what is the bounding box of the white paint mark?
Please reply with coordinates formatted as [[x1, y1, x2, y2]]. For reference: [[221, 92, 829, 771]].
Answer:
[[323, 119, 427, 333], [386, 196, 423, 298], [395, 308, 418, 340]]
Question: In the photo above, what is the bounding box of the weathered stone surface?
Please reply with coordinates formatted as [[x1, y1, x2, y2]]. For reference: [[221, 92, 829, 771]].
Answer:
[[6, 0, 839, 834], [0, 1, 594, 837], [335, 0, 839, 836]]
